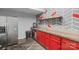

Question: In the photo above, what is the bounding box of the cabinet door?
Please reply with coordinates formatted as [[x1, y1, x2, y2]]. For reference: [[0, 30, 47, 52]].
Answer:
[[49, 34, 60, 50], [61, 38, 78, 50], [76, 43, 79, 49], [50, 40, 60, 50], [38, 31, 41, 42], [40, 32, 45, 46], [44, 33, 50, 49], [36, 30, 41, 42], [39, 31, 42, 44]]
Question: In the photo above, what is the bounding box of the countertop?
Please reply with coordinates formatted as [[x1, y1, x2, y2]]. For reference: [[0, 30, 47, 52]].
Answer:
[[34, 28, 79, 42]]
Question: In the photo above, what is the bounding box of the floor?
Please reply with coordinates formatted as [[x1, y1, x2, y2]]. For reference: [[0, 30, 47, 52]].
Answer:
[[7, 38, 45, 50]]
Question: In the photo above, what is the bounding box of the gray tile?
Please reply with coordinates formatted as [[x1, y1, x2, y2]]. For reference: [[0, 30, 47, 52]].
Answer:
[[7, 38, 45, 50], [27, 44, 45, 50]]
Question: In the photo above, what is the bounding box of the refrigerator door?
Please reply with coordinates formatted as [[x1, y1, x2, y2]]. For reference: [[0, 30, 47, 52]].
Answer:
[[6, 17, 18, 45], [0, 33, 7, 49], [0, 16, 7, 48]]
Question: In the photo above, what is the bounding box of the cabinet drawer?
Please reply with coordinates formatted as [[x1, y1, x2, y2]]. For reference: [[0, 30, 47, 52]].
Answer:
[[49, 34, 61, 50], [40, 38, 45, 46], [49, 40, 60, 50], [49, 34, 60, 44], [61, 42, 78, 50], [40, 32, 46, 46], [61, 38, 78, 50], [45, 36, 50, 49], [62, 39, 76, 47], [43, 32, 50, 49]]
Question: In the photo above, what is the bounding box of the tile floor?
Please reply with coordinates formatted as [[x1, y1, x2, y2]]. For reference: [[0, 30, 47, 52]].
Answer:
[[7, 38, 45, 50]]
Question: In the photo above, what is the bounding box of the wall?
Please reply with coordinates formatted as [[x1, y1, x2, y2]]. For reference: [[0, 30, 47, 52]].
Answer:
[[0, 10, 36, 39], [18, 15, 36, 39], [72, 9, 79, 30], [0, 16, 6, 26], [38, 8, 79, 30], [62, 8, 73, 29]]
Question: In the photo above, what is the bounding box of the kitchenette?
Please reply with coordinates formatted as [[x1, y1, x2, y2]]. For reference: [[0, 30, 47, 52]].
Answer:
[[0, 8, 79, 50], [35, 8, 79, 50]]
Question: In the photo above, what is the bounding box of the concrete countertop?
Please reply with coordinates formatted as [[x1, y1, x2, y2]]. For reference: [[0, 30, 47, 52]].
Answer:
[[34, 28, 79, 42]]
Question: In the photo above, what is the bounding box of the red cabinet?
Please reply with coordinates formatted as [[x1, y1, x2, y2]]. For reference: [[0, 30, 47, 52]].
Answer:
[[40, 31, 46, 46], [36, 30, 50, 49], [49, 34, 61, 50], [36, 31, 46, 47], [61, 38, 78, 50], [36, 30, 61, 50], [50, 41, 60, 50], [36, 30, 79, 50], [44, 33, 50, 49], [76, 43, 79, 49]]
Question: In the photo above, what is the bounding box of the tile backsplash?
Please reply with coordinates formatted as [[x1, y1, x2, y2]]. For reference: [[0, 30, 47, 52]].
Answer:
[[37, 8, 79, 31]]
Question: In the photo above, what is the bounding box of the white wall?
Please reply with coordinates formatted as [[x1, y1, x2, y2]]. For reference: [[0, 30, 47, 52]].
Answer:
[[18, 15, 36, 39], [0, 16, 6, 26], [39, 8, 73, 29], [0, 9, 36, 39]]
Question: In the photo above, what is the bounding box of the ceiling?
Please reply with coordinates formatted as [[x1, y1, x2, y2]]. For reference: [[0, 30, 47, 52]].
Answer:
[[0, 8, 44, 15]]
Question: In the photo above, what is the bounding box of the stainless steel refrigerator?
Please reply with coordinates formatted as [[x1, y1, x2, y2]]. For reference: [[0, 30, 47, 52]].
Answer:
[[0, 16, 18, 49]]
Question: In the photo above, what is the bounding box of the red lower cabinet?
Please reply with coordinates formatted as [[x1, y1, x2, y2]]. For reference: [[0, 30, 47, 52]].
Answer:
[[44, 33, 50, 49], [50, 41, 60, 50], [45, 39, 50, 49], [36, 30, 79, 50], [49, 34, 61, 50], [61, 38, 79, 50], [40, 32, 45, 46], [36, 31, 50, 49], [36, 30, 42, 43], [76, 43, 79, 49], [36, 30, 61, 50], [37, 31, 41, 40]]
